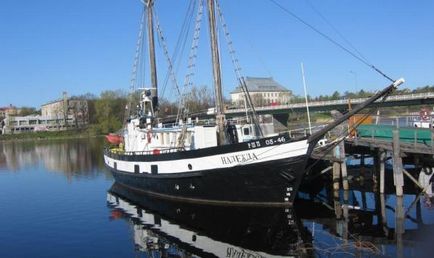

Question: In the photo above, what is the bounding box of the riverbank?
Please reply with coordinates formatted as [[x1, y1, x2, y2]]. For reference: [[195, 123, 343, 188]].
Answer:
[[0, 129, 100, 142]]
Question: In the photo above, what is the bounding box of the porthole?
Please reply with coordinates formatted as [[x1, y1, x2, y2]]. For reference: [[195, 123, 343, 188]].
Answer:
[[188, 164, 192, 170]]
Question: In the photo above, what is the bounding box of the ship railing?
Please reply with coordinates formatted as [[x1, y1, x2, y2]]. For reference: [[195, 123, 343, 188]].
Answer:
[[106, 147, 185, 156], [287, 124, 327, 138], [159, 119, 216, 128]]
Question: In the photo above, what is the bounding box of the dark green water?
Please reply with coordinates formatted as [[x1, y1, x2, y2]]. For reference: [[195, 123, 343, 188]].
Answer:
[[0, 138, 433, 257]]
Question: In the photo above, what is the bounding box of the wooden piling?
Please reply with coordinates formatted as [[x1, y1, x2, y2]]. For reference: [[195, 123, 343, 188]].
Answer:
[[333, 162, 341, 191], [339, 141, 349, 190], [333, 190, 342, 219], [379, 149, 386, 194], [380, 194, 388, 236], [373, 149, 380, 192], [333, 146, 342, 191], [392, 129, 404, 196]]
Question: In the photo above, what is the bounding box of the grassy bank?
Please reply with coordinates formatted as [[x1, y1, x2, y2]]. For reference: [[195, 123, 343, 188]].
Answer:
[[0, 128, 99, 142]]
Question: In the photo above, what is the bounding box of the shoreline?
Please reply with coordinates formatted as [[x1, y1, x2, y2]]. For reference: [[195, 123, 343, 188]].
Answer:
[[0, 129, 103, 143]]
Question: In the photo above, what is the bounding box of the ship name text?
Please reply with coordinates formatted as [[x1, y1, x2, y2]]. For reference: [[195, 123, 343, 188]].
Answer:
[[221, 152, 259, 165]]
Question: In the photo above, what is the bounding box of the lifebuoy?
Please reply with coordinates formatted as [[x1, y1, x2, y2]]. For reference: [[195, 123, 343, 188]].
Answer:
[[152, 149, 160, 155], [420, 108, 431, 121]]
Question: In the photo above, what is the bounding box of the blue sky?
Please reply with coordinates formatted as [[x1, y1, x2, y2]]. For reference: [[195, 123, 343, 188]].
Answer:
[[1, 0, 433, 108]]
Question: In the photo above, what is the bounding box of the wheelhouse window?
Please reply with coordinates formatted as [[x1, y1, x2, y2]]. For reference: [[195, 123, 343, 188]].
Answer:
[[243, 127, 250, 135]]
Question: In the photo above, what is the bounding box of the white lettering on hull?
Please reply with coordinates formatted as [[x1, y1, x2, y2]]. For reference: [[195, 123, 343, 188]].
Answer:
[[221, 153, 259, 165]]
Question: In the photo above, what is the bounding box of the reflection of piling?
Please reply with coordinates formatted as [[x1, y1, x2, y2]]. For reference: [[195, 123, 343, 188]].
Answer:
[[380, 194, 388, 236], [360, 153, 366, 176], [342, 190, 349, 241], [395, 196, 405, 258]]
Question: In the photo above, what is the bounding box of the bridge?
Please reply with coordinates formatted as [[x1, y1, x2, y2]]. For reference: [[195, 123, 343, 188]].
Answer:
[[226, 92, 434, 115], [163, 92, 434, 124], [224, 92, 434, 124]]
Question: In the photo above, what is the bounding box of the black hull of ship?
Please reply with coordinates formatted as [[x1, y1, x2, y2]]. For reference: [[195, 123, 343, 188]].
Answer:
[[107, 155, 307, 207]]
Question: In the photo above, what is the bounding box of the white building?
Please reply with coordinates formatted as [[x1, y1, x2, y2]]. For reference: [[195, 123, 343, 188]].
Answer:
[[2, 93, 89, 134], [230, 77, 292, 107]]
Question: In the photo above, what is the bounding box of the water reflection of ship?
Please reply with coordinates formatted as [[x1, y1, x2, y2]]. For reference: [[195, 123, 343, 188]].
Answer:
[[297, 174, 434, 257], [0, 139, 105, 178], [107, 183, 313, 257]]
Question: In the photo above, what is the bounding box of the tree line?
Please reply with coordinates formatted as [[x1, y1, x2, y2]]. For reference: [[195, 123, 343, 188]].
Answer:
[[74, 85, 215, 135], [5, 84, 433, 135]]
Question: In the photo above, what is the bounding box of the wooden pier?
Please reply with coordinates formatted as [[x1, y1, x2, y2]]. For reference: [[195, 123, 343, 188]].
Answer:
[[311, 124, 434, 197]]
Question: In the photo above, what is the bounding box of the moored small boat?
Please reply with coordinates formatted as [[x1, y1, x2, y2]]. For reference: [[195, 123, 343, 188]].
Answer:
[[105, 133, 123, 145]]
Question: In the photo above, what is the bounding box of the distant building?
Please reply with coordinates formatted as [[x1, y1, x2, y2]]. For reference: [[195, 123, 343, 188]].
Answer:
[[2, 93, 88, 134], [1, 105, 18, 135], [41, 92, 89, 127], [0, 105, 18, 118], [2, 115, 54, 134], [230, 77, 292, 107]]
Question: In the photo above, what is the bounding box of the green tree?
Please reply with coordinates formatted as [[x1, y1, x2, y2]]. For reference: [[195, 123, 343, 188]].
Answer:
[[19, 107, 37, 116], [331, 91, 340, 100], [94, 90, 127, 134]]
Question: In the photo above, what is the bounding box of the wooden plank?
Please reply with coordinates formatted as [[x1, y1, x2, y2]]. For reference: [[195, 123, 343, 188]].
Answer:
[[347, 137, 434, 155]]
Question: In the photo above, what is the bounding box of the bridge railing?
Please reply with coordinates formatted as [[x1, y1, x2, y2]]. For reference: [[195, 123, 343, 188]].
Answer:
[[226, 92, 434, 114]]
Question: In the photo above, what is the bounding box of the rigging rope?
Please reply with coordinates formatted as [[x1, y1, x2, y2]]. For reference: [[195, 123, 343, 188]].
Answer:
[[177, 0, 205, 122], [160, 0, 197, 99], [304, 0, 372, 66], [268, 0, 395, 83], [215, 0, 263, 137], [154, 11, 181, 97], [124, 9, 147, 123]]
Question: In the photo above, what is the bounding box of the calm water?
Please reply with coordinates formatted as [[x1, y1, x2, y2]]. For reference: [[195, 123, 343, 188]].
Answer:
[[0, 138, 433, 257]]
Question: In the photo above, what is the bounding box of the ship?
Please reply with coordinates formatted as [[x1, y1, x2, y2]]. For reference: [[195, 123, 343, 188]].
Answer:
[[103, 0, 404, 206]]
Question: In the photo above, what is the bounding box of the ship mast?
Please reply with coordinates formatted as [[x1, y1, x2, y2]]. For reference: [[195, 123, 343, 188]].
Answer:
[[146, 0, 158, 116], [207, 0, 226, 145]]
